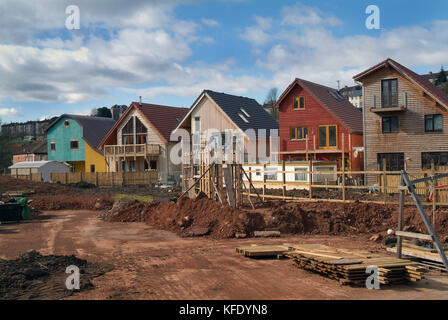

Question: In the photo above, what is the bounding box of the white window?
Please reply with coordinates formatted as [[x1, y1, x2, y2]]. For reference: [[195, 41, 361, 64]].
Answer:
[[294, 167, 307, 182]]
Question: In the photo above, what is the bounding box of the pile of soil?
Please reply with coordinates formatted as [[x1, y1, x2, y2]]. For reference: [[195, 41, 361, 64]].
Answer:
[[107, 193, 265, 238], [260, 187, 409, 202], [0, 175, 75, 196], [30, 194, 114, 211], [0, 250, 112, 300], [105, 189, 448, 240], [266, 201, 448, 240]]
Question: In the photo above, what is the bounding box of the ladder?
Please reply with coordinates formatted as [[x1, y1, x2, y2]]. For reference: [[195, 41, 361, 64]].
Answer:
[[396, 170, 448, 271]]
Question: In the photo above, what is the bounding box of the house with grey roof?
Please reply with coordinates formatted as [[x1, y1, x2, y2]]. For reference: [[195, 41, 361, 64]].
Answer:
[[44, 114, 116, 172], [174, 90, 278, 163]]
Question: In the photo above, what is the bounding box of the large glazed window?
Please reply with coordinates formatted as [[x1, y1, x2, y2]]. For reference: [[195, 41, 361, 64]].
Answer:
[[318, 125, 337, 148], [381, 79, 398, 108]]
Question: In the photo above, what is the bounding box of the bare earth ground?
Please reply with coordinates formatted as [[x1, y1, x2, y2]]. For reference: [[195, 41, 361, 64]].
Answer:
[[1, 210, 447, 300]]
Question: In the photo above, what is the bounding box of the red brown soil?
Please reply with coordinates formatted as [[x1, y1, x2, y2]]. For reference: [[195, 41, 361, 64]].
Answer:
[[108, 194, 448, 240], [108, 193, 265, 238], [264, 200, 448, 240], [30, 194, 114, 211], [0, 175, 75, 195]]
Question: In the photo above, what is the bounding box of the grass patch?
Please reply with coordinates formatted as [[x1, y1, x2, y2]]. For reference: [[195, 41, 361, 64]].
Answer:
[[114, 194, 154, 201]]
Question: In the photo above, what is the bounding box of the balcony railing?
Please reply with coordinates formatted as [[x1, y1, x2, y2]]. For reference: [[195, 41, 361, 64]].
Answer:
[[104, 144, 160, 157]]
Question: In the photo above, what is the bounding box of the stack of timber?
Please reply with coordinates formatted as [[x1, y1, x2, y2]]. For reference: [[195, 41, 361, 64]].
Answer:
[[284, 244, 425, 285], [386, 241, 448, 272], [236, 243, 426, 285], [236, 244, 291, 258]]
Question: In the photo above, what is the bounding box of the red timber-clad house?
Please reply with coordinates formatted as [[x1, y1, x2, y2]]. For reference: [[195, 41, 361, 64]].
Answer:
[[275, 78, 364, 171]]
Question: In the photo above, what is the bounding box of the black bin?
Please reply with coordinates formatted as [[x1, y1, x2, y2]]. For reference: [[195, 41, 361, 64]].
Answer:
[[0, 203, 22, 222]]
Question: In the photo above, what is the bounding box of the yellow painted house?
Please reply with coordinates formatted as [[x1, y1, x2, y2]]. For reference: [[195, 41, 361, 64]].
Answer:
[[45, 114, 116, 172]]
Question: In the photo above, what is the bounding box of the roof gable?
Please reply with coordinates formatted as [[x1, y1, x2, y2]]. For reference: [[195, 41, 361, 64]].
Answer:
[[98, 102, 188, 148], [46, 114, 116, 154], [175, 90, 278, 134], [276, 78, 363, 133], [353, 58, 448, 110]]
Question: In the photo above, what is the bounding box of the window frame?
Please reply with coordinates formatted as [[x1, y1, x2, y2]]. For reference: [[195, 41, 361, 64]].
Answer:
[[381, 78, 398, 108], [424, 114, 443, 133], [290, 127, 308, 141], [70, 140, 79, 150], [318, 125, 338, 149], [50, 142, 56, 151], [377, 153, 404, 171], [293, 96, 306, 110], [382, 116, 399, 134]]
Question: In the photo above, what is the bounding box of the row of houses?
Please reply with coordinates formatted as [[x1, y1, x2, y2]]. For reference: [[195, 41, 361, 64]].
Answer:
[[10, 58, 448, 185]]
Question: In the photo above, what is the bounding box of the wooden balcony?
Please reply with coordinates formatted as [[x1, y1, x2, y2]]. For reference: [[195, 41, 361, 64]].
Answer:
[[104, 144, 160, 157]]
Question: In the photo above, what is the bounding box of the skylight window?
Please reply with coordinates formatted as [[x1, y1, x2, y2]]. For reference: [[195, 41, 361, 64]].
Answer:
[[240, 108, 250, 117], [238, 113, 250, 123], [329, 91, 344, 101]]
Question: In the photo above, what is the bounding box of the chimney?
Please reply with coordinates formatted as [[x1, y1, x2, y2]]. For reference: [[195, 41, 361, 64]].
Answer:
[[139, 96, 142, 107]]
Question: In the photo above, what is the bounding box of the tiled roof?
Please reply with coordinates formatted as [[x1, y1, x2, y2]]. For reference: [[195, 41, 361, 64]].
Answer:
[[134, 102, 189, 142], [276, 78, 363, 134], [46, 114, 116, 154], [203, 90, 278, 132], [353, 58, 448, 110], [12, 139, 47, 155]]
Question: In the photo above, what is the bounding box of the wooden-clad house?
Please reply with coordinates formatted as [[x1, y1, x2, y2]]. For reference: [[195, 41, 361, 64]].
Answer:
[[45, 114, 116, 172], [173, 90, 279, 163], [98, 101, 188, 184], [274, 78, 364, 171], [353, 58, 448, 174]]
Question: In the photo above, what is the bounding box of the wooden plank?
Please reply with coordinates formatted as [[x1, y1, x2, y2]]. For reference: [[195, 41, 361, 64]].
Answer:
[[395, 230, 433, 241]]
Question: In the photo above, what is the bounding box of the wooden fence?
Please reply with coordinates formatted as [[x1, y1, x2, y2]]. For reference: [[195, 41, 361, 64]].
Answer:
[[13, 173, 43, 182], [243, 161, 448, 206], [50, 171, 158, 187]]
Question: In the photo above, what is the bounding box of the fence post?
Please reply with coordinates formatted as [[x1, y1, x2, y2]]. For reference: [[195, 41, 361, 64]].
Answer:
[[282, 160, 286, 200], [431, 162, 436, 228], [397, 171, 405, 259], [342, 158, 346, 202], [382, 158, 387, 204], [308, 160, 312, 200], [262, 163, 266, 202]]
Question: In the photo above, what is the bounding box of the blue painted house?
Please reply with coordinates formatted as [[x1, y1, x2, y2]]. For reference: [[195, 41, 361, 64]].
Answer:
[[45, 114, 116, 172]]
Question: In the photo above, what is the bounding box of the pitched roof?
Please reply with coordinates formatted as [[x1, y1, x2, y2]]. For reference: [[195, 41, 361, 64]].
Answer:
[[134, 102, 188, 142], [353, 58, 448, 110], [46, 114, 116, 154], [9, 160, 66, 169], [421, 71, 448, 82], [176, 90, 278, 135], [275, 78, 363, 133], [98, 102, 188, 148], [12, 139, 47, 155]]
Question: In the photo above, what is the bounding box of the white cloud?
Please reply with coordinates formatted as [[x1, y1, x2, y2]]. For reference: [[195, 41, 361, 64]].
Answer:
[[281, 3, 343, 27], [240, 16, 273, 46], [0, 107, 21, 117], [202, 18, 220, 27]]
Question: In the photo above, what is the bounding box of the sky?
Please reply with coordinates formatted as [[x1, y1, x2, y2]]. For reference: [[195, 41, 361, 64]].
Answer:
[[1, 0, 448, 123]]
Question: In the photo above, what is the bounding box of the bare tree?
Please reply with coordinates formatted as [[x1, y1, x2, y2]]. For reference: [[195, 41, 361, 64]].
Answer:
[[263, 88, 279, 120]]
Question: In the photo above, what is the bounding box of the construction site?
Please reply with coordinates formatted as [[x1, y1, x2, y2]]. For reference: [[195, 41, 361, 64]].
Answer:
[[1, 155, 448, 300]]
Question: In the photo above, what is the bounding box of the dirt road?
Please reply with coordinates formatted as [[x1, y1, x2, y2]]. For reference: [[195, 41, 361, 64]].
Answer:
[[1, 210, 447, 300]]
